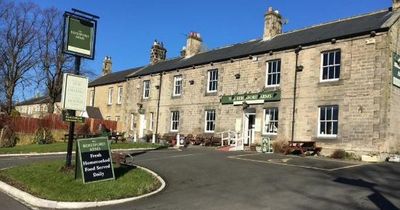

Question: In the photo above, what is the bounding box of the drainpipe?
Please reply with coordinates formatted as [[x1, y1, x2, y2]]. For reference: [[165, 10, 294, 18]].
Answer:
[[155, 72, 163, 141], [291, 46, 302, 144]]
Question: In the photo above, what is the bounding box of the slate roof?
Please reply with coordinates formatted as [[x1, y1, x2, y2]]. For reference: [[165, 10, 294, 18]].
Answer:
[[88, 67, 143, 87], [90, 9, 395, 84], [16, 95, 61, 106], [128, 9, 393, 78]]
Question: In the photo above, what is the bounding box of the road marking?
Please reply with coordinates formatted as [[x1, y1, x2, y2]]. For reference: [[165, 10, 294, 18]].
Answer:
[[135, 153, 198, 162], [228, 154, 366, 172]]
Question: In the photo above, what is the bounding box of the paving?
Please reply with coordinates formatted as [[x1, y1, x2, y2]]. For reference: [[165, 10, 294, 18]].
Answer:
[[0, 147, 399, 210]]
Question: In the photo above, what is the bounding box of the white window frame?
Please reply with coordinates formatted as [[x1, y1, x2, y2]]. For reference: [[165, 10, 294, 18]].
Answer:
[[117, 86, 123, 104], [204, 110, 216, 133], [170, 111, 180, 132], [320, 50, 341, 82], [130, 114, 135, 131], [173, 75, 183, 96], [108, 87, 113, 105], [263, 108, 279, 135], [149, 112, 154, 131], [207, 69, 218, 93], [265, 59, 281, 87], [89, 90, 94, 106], [143, 80, 150, 99], [318, 105, 339, 138]]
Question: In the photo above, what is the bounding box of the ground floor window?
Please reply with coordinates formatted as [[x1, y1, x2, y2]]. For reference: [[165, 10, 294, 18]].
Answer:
[[318, 105, 339, 137], [170, 111, 180, 132], [205, 110, 216, 132], [264, 108, 278, 134]]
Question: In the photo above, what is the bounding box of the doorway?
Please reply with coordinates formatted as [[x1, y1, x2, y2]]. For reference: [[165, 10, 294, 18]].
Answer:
[[138, 113, 146, 139], [243, 110, 256, 146]]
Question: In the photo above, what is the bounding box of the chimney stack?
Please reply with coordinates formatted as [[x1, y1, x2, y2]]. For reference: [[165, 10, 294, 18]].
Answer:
[[184, 32, 202, 58], [102, 56, 112, 76], [150, 40, 167, 65], [263, 7, 283, 41], [393, 0, 400, 11]]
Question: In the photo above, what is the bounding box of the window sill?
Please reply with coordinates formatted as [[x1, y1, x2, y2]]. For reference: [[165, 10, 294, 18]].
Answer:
[[204, 131, 215, 133], [264, 85, 280, 89], [172, 95, 182, 99], [262, 133, 277, 136], [315, 135, 338, 141], [205, 92, 218, 97], [318, 79, 343, 87]]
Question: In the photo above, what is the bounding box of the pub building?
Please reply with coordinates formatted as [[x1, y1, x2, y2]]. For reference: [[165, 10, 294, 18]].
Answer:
[[88, 2, 400, 155]]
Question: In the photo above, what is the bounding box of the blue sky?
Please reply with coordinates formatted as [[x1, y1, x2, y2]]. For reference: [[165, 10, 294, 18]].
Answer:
[[24, 0, 392, 77]]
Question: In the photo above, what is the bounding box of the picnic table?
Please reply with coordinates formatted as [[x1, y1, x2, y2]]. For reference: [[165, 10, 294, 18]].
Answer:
[[109, 132, 126, 143], [285, 141, 322, 156]]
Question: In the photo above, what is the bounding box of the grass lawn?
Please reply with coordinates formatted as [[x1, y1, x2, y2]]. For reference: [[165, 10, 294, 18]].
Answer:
[[0, 160, 161, 201], [0, 142, 163, 154]]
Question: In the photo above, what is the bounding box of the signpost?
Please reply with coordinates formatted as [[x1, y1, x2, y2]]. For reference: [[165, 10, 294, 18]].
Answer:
[[393, 52, 400, 88], [62, 9, 99, 169], [77, 137, 115, 183]]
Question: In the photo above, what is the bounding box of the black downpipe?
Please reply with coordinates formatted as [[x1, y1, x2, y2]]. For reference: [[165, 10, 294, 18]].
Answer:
[[155, 73, 163, 141], [291, 46, 302, 144]]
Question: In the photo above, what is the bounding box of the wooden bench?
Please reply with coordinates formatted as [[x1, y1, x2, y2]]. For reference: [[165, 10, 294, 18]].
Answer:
[[285, 141, 322, 156]]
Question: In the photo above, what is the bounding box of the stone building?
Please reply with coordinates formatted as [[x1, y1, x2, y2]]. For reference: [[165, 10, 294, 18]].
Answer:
[[89, 2, 400, 154], [87, 56, 142, 130]]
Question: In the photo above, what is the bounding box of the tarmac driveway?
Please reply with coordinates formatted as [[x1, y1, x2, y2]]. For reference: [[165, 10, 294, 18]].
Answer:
[[0, 147, 399, 210]]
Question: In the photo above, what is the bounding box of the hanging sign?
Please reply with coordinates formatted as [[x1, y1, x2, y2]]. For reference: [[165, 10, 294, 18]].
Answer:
[[63, 13, 97, 59]]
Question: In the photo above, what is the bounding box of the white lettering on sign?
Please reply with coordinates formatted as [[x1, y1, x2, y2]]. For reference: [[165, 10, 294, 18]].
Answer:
[[93, 172, 105, 177]]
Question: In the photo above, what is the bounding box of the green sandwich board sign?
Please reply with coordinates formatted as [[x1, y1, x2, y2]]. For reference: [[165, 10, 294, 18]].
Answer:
[[63, 14, 96, 59], [77, 137, 115, 184], [393, 52, 400, 88]]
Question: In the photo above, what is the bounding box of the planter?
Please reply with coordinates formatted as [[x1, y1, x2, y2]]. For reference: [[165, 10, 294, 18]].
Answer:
[[256, 146, 262, 153], [361, 155, 384, 162]]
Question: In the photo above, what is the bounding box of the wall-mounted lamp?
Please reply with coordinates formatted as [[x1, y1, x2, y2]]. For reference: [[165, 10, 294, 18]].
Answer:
[[269, 51, 273, 56], [331, 38, 337, 44], [189, 80, 194, 85], [242, 101, 249, 110], [210, 62, 214, 66], [137, 103, 143, 109], [230, 58, 234, 63], [235, 73, 241, 79], [296, 65, 304, 72], [248, 55, 253, 60], [370, 31, 376, 37]]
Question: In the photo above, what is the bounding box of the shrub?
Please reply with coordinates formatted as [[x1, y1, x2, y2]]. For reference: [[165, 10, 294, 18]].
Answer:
[[33, 127, 55, 144], [330, 149, 360, 160], [272, 140, 288, 153], [0, 126, 17, 148]]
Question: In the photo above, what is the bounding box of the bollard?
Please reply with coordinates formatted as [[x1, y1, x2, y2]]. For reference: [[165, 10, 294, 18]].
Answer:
[[133, 132, 137, 143], [152, 133, 156, 144]]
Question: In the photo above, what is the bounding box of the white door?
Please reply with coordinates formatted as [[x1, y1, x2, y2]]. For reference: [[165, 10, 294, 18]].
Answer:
[[139, 114, 146, 138], [243, 113, 256, 145]]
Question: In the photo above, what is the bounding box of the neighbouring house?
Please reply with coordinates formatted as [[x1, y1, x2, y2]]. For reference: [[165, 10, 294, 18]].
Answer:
[[16, 95, 103, 120], [88, 2, 400, 154], [87, 56, 142, 131], [15, 95, 62, 118]]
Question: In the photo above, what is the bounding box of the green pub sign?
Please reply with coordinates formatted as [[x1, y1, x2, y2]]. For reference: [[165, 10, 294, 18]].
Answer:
[[221, 90, 281, 105], [77, 137, 115, 184], [64, 14, 96, 59]]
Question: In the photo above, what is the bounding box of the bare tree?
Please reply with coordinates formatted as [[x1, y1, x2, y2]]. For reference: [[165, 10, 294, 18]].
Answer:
[[0, 2, 40, 114], [38, 8, 73, 113]]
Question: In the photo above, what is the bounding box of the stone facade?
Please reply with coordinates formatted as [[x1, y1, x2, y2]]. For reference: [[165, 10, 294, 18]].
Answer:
[[87, 82, 126, 131], [89, 5, 400, 154]]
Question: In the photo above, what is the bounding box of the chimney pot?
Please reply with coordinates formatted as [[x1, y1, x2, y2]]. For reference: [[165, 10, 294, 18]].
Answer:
[[263, 6, 283, 40]]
